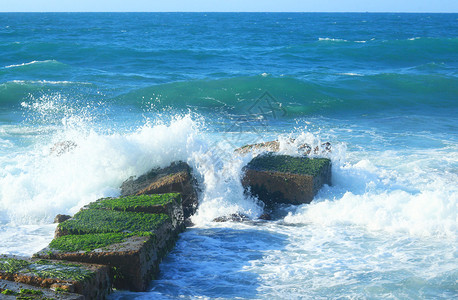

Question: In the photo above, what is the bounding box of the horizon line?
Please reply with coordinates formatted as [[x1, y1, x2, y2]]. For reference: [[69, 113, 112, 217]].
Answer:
[[0, 11, 457, 14]]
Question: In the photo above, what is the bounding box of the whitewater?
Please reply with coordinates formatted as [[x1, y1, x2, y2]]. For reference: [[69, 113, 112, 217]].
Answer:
[[1, 12, 457, 299]]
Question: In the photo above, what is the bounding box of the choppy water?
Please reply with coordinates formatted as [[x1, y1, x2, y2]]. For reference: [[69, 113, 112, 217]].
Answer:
[[0, 13, 457, 299]]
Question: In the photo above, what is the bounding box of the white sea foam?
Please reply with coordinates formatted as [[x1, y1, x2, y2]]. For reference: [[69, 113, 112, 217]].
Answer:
[[318, 37, 347, 42], [0, 115, 198, 224], [0, 224, 56, 256], [284, 155, 458, 238], [4, 60, 59, 69], [10, 80, 91, 85], [338, 72, 364, 76], [190, 151, 264, 224]]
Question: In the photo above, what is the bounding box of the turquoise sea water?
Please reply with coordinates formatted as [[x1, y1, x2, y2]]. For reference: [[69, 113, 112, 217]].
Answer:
[[0, 13, 457, 299]]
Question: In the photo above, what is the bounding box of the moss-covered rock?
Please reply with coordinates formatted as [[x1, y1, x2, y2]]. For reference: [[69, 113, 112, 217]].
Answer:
[[36, 192, 186, 292], [49, 232, 153, 253], [55, 209, 169, 237], [84, 193, 184, 231], [0, 278, 85, 299], [86, 193, 181, 213], [120, 161, 199, 219], [0, 256, 109, 300], [246, 153, 330, 177], [35, 227, 174, 291], [243, 153, 332, 206]]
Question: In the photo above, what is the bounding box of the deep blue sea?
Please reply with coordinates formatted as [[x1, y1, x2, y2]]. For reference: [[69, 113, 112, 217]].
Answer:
[[0, 13, 457, 299]]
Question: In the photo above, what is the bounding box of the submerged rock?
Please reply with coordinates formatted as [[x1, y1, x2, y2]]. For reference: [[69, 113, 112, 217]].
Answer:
[[120, 161, 199, 219], [242, 153, 331, 206]]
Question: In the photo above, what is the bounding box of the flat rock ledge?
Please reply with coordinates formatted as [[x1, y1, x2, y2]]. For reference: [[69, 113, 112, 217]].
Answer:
[[1, 278, 84, 299], [243, 153, 332, 206], [0, 255, 109, 299], [34, 193, 185, 294]]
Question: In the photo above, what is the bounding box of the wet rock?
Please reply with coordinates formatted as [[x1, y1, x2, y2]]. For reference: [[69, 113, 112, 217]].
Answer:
[[50, 141, 77, 156], [0, 255, 110, 300], [120, 161, 199, 219], [258, 213, 272, 221], [242, 153, 331, 206], [235, 139, 331, 156], [54, 214, 71, 224], [35, 194, 185, 292], [213, 213, 250, 223], [0, 279, 84, 299]]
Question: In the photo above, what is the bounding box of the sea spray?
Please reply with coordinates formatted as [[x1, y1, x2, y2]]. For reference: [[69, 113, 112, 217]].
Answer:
[[284, 154, 458, 238], [0, 115, 198, 225], [189, 150, 264, 224]]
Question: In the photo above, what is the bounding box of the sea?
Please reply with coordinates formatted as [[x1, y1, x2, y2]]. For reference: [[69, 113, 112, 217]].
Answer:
[[0, 13, 457, 299]]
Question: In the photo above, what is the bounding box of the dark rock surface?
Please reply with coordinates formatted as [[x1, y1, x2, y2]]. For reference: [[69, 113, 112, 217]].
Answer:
[[242, 153, 332, 206], [121, 161, 199, 219], [54, 214, 72, 224]]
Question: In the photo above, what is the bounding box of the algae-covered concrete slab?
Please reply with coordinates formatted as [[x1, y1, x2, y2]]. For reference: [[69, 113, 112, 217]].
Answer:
[[243, 153, 332, 205], [35, 194, 185, 292], [54, 208, 170, 238], [83, 193, 184, 231], [0, 279, 84, 300], [0, 256, 110, 299]]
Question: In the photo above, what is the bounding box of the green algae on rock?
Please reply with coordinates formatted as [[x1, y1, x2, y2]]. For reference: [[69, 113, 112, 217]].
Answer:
[[49, 232, 154, 252], [56, 209, 169, 237], [36, 191, 186, 293], [243, 153, 332, 206], [0, 279, 85, 300], [246, 153, 330, 177], [0, 258, 30, 274], [0, 257, 95, 282], [0, 256, 110, 299], [86, 193, 181, 212]]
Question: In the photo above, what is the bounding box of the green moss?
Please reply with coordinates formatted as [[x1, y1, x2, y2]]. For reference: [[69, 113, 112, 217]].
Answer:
[[87, 193, 181, 211], [58, 209, 169, 235], [1, 289, 16, 295], [49, 232, 153, 252], [247, 154, 330, 176], [19, 289, 43, 295], [0, 288, 56, 300], [27, 262, 94, 282], [0, 258, 95, 282], [0, 258, 30, 273]]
